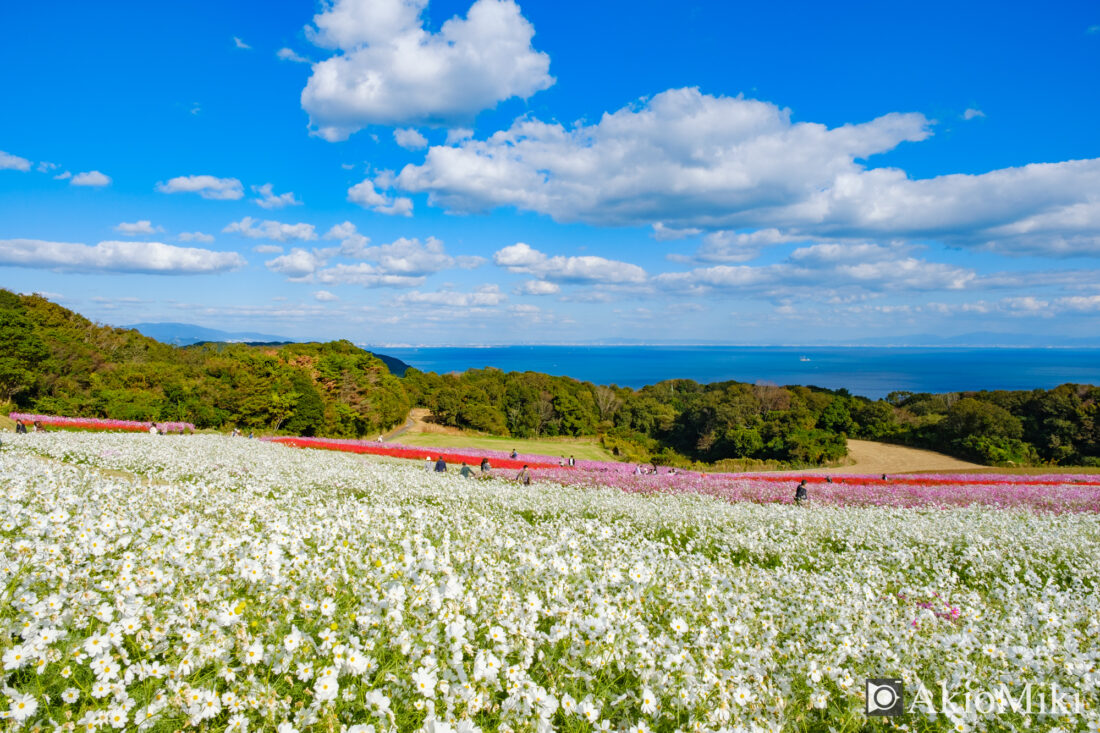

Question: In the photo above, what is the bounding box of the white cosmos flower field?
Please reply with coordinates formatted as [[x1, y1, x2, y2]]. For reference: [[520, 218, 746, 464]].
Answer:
[[1, 433, 1098, 732]]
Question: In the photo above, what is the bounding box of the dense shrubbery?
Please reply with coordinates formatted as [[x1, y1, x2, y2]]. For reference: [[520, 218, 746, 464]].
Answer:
[[0, 290, 407, 436]]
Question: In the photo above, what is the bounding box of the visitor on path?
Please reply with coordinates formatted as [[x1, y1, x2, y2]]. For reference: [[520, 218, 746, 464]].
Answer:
[[434, 457, 447, 473], [480, 458, 491, 473], [517, 465, 532, 485], [15, 421, 27, 434], [460, 462, 473, 478], [795, 479, 808, 505], [568, 455, 575, 467]]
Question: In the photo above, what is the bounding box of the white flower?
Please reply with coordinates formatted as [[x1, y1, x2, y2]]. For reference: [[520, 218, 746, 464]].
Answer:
[[412, 666, 437, 697], [2, 646, 29, 670], [4, 691, 37, 722], [313, 673, 339, 702]]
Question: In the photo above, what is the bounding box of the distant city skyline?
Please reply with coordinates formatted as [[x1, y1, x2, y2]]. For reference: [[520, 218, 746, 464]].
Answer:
[[2, 0, 1099, 345]]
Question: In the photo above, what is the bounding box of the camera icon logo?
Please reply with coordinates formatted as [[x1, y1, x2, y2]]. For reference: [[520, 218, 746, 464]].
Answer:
[[865, 678, 904, 716]]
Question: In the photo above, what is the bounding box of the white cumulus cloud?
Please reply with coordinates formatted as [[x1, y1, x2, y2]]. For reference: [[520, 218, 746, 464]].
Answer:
[[655, 242, 976, 298], [115, 220, 163, 236], [224, 216, 317, 242], [0, 150, 32, 171], [494, 242, 647, 284], [277, 47, 312, 63], [0, 238, 244, 274], [301, 0, 554, 140], [264, 224, 480, 287], [265, 248, 327, 279], [397, 284, 506, 307], [347, 178, 413, 216], [394, 128, 429, 150], [156, 175, 244, 200], [675, 228, 802, 263], [71, 170, 111, 187], [516, 279, 560, 295], [396, 88, 930, 227], [314, 289, 339, 301], [314, 263, 425, 288], [394, 87, 1100, 257], [252, 183, 302, 209]]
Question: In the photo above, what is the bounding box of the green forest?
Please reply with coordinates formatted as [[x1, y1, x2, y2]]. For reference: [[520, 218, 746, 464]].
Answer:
[[3, 289, 1098, 467]]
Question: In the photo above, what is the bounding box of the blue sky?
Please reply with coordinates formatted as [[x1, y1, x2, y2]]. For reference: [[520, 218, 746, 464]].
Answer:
[[1, 0, 1098, 345]]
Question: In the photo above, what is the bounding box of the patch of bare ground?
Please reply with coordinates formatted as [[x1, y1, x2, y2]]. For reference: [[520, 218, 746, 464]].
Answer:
[[805, 439, 985, 475]]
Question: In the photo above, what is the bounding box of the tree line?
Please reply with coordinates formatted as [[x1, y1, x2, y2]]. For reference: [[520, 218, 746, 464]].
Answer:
[[402, 368, 1099, 468], [3, 289, 1097, 467]]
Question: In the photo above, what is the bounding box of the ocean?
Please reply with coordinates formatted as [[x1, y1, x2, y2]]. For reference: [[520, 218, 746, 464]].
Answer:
[[378, 346, 1100, 400]]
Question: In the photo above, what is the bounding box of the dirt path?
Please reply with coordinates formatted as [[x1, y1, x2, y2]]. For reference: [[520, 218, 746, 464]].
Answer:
[[384, 408, 467, 441], [804, 439, 984, 475]]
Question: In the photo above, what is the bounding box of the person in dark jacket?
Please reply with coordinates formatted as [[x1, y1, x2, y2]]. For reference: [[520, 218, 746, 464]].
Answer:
[[15, 421, 27, 434], [517, 465, 532, 485], [434, 457, 447, 473], [794, 479, 808, 505]]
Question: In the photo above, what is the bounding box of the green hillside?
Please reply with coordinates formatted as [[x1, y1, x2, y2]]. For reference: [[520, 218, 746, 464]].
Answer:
[[0, 289, 408, 436]]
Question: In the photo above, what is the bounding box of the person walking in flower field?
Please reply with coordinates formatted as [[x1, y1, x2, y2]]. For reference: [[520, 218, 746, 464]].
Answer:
[[517, 465, 532, 485], [795, 479, 808, 504]]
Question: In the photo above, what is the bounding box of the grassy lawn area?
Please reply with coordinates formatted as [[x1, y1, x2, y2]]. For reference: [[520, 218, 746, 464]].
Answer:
[[395, 431, 615, 461]]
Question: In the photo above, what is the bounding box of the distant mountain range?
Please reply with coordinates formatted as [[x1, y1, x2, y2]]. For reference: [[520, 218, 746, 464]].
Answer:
[[128, 322, 291, 346], [127, 322, 410, 376]]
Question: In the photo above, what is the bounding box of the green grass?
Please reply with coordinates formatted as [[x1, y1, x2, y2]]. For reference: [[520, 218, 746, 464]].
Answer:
[[395, 432, 615, 461]]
